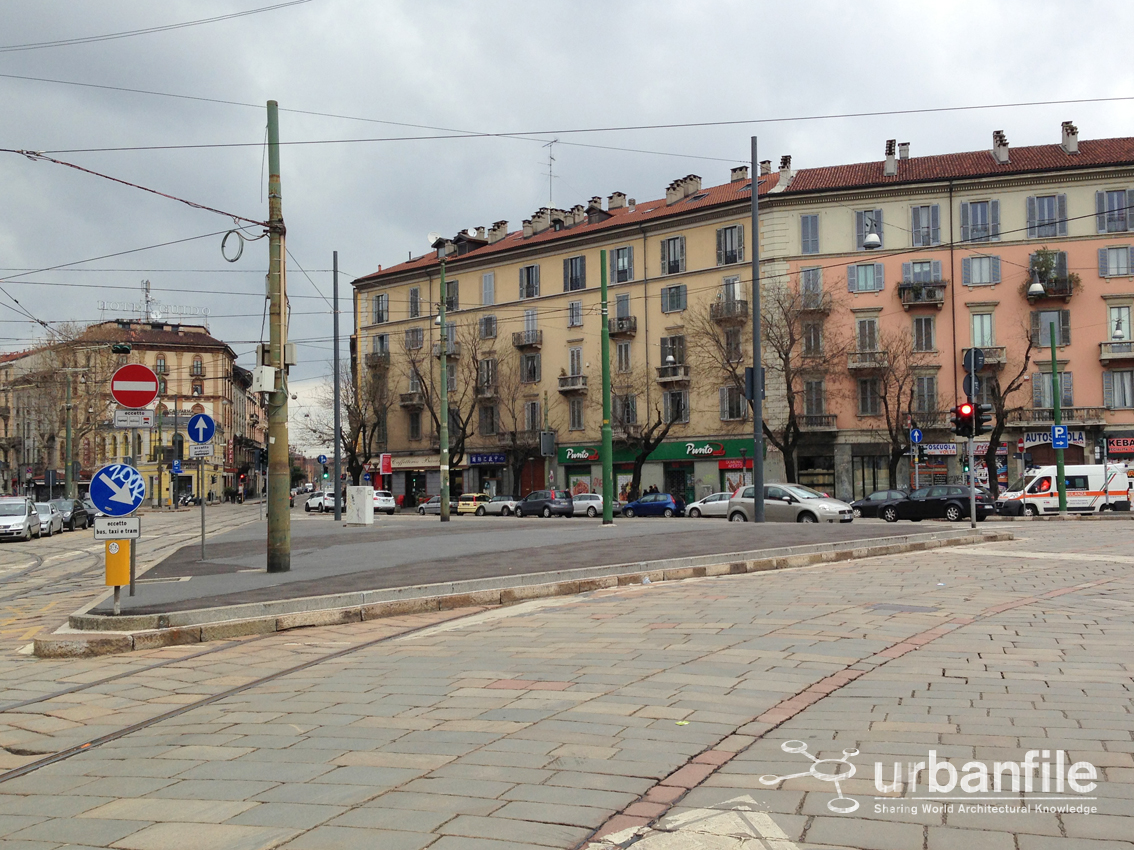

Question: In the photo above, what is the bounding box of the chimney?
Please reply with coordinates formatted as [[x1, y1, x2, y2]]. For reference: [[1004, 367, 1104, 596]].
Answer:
[[530, 208, 551, 234], [884, 139, 897, 177], [666, 179, 683, 205], [759, 160, 772, 175], [627, 198, 636, 207], [488, 220, 508, 243], [779, 155, 793, 185], [589, 196, 603, 209], [898, 141, 910, 160], [522, 219, 533, 238], [475, 226, 486, 240], [608, 191, 627, 209], [730, 165, 749, 183], [991, 130, 1010, 164], [571, 204, 585, 226], [683, 175, 702, 197], [1061, 120, 1079, 155]]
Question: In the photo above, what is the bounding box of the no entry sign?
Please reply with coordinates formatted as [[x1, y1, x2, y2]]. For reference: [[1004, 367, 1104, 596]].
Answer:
[[110, 363, 160, 409]]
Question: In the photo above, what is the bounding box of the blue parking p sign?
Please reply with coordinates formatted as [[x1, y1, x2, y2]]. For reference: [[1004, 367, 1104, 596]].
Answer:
[[1052, 424, 1069, 449]]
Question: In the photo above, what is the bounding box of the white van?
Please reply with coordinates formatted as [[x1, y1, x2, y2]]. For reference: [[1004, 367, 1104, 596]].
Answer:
[[996, 463, 1131, 516]]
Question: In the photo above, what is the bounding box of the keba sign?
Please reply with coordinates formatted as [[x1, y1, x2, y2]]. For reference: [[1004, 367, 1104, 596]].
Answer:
[[110, 364, 160, 409]]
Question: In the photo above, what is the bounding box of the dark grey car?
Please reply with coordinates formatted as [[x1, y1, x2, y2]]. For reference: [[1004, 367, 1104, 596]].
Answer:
[[514, 489, 573, 518]]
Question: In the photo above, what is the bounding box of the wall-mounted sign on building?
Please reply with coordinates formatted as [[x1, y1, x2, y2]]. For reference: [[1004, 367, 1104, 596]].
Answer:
[[1024, 430, 1085, 448], [469, 453, 506, 465], [562, 447, 599, 462]]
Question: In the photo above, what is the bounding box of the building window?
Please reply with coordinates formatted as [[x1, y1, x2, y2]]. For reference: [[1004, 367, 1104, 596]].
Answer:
[[405, 327, 423, 350], [911, 204, 940, 246], [914, 375, 937, 414], [408, 410, 421, 441], [1098, 189, 1132, 233], [563, 256, 586, 291], [569, 398, 585, 431], [972, 313, 994, 348], [372, 293, 389, 324], [191, 358, 203, 376], [158, 377, 167, 394], [1033, 371, 1073, 408], [616, 341, 631, 373], [479, 358, 497, 390], [721, 275, 741, 302], [373, 333, 389, 354], [800, 214, 819, 254], [847, 262, 884, 293], [660, 335, 685, 365], [408, 287, 420, 318], [616, 292, 630, 319], [1110, 305, 1131, 341], [856, 317, 879, 352], [614, 246, 634, 282], [854, 208, 883, 250], [568, 346, 583, 377], [716, 224, 744, 265], [961, 200, 999, 242], [1105, 370, 1134, 409], [614, 394, 637, 425], [478, 315, 497, 339], [804, 380, 825, 416], [481, 273, 495, 306], [725, 327, 742, 362], [519, 265, 540, 299], [904, 260, 940, 284], [663, 390, 689, 423], [446, 363, 456, 394], [1031, 309, 1070, 347], [479, 405, 497, 436], [568, 300, 583, 327], [913, 316, 935, 351], [1027, 194, 1067, 239], [524, 401, 541, 431], [155, 355, 167, 375], [962, 255, 1001, 286], [1100, 246, 1133, 277], [803, 322, 822, 356], [719, 385, 745, 421], [409, 371, 421, 393], [444, 280, 458, 312], [521, 353, 541, 383], [801, 267, 822, 303], [191, 381, 203, 397], [858, 378, 881, 416], [660, 236, 685, 275], [660, 284, 687, 313]]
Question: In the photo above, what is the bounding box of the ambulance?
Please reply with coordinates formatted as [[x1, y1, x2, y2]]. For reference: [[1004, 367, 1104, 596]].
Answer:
[[995, 463, 1131, 516]]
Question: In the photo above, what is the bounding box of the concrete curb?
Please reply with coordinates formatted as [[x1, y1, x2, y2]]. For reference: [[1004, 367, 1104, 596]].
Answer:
[[34, 528, 1012, 658]]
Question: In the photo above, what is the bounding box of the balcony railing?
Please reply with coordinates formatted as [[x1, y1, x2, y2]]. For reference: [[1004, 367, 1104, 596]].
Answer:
[[655, 364, 691, 383], [910, 410, 949, 428], [431, 341, 460, 358], [974, 346, 1007, 368], [847, 350, 889, 370], [1008, 407, 1106, 425], [1027, 278, 1075, 302], [798, 414, 836, 430], [800, 291, 832, 313], [608, 316, 637, 337], [899, 283, 946, 309], [497, 429, 540, 446], [475, 382, 498, 399], [557, 374, 588, 393], [1100, 342, 1134, 364], [710, 299, 749, 323], [613, 423, 642, 440], [364, 351, 390, 368], [512, 329, 543, 349], [399, 391, 424, 408]]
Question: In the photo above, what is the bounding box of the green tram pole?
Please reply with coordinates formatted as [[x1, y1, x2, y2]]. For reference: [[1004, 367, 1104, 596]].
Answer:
[[438, 260, 450, 523], [600, 250, 614, 525], [1050, 321, 1067, 514]]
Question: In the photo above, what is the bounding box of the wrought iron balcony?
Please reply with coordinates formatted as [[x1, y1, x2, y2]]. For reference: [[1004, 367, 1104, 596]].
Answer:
[[613, 423, 642, 440], [608, 316, 637, 337], [847, 350, 889, 370], [655, 364, 691, 384], [431, 341, 460, 358], [512, 329, 543, 349], [475, 382, 498, 399], [800, 292, 832, 313], [1026, 278, 1075, 303], [1008, 407, 1106, 425], [398, 391, 424, 408], [974, 346, 1007, 369], [497, 429, 540, 446], [557, 374, 588, 393], [899, 283, 946, 309], [710, 299, 749, 324], [364, 351, 390, 368], [798, 414, 837, 430], [1100, 342, 1134, 364], [910, 410, 949, 428]]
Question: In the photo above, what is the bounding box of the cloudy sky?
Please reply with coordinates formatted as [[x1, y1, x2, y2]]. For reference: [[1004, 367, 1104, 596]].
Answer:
[[2, 0, 1132, 448]]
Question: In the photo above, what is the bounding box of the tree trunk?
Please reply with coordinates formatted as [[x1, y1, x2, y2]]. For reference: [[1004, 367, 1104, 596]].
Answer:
[[982, 425, 1007, 499]]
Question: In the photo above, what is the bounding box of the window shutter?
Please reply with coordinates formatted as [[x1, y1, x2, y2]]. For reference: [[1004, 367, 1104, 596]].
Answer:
[[1099, 248, 1110, 277], [990, 256, 1001, 284], [675, 335, 685, 363], [874, 209, 884, 248], [678, 236, 686, 272], [716, 228, 724, 266], [855, 210, 865, 250], [660, 240, 667, 275], [1030, 311, 1040, 345], [911, 206, 922, 247], [1104, 371, 1115, 409], [660, 287, 669, 313], [1032, 373, 1044, 408], [519, 269, 524, 300], [563, 258, 570, 292], [930, 204, 940, 245], [1057, 194, 1068, 236], [874, 263, 885, 291], [960, 202, 970, 242], [847, 264, 857, 292], [736, 224, 744, 263], [901, 262, 912, 283], [931, 259, 942, 281], [719, 386, 728, 420], [1061, 372, 1074, 408], [1129, 246, 1134, 274], [1055, 251, 1068, 281], [627, 246, 634, 281], [990, 199, 1000, 240], [1128, 190, 1134, 232], [1060, 309, 1071, 345], [1026, 196, 1037, 238], [535, 356, 541, 383], [961, 257, 972, 286], [1096, 191, 1107, 233]]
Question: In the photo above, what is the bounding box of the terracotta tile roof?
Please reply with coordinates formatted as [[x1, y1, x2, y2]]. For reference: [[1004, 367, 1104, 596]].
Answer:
[[78, 320, 233, 353]]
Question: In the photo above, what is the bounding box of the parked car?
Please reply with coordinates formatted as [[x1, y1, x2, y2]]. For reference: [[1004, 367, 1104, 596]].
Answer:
[[483, 494, 519, 516], [875, 485, 994, 523], [570, 492, 621, 517], [728, 484, 854, 523], [304, 490, 337, 512], [458, 493, 491, 515], [373, 490, 396, 514], [34, 502, 64, 537], [622, 492, 685, 518], [849, 489, 910, 519], [50, 498, 90, 531], [0, 497, 40, 541], [686, 492, 733, 518], [417, 495, 458, 515], [82, 497, 105, 519], [514, 489, 573, 518]]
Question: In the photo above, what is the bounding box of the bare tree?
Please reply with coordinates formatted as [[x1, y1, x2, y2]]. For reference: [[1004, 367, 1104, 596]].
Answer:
[[303, 358, 392, 485], [869, 328, 938, 484], [604, 366, 679, 502], [979, 327, 1036, 499], [493, 349, 543, 497]]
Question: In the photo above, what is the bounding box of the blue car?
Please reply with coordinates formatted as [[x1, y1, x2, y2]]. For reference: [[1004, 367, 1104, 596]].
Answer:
[[621, 492, 685, 518]]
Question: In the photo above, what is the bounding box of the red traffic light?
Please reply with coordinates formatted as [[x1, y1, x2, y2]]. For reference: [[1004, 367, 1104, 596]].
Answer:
[[958, 402, 974, 416]]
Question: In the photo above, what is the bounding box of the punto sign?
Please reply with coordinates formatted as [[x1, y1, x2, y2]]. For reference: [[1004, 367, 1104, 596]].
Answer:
[[684, 441, 726, 457], [563, 447, 599, 462]]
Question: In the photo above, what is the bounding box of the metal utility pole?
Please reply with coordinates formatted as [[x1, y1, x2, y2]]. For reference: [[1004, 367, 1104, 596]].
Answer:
[[266, 100, 291, 571], [333, 251, 342, 521], [600, 250, 614, 525], [749, 136, 765, 522], [438, 259, 450, 522], [967, 436, 976, 529], [64, 377, 73, 499], [1051, 321, 1067, 514]]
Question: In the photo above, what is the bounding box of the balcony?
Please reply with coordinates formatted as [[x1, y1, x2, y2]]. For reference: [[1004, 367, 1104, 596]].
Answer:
[[475, 382, 498, 399], [613, 423, 642, 440], [1100, 342, 1134, 364], [557, 374, 588, 394], [710, 299, 749, 324], [798, 414, 837, 431], [910, 410, 949, 429], [512, 329, 543, 349], [1026, 278, 1075, 303], [1008, 407, 1106, 426], [655, 364, 691, 384], [847, 350, 889, 370], [399, 391, 425, 408], [974, 346, 1007, 369], [431, 341, 460, 358], [800, 292, 832, 313], [899, 283, 946, 310], [498, 429, 540, 446], [608, 316, 637, 338], [364, 351, 390, 368]]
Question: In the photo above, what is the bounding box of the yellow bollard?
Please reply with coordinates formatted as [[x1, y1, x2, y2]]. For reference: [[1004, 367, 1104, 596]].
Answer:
[[105, 540, 131, 587]]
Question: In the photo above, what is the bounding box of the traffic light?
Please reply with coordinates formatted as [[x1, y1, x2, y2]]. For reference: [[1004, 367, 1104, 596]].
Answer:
[[951, 402, 975, 437], [322, 464, 329, 479], [917, 445, 928, 463], [975, 404, 993, 437], [259, 448, 269, 470]]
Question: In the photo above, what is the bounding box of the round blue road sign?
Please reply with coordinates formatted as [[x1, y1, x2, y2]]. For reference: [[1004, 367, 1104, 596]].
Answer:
[[89, 463, 147, 517], [318, 454, 327, 464], [909, 428, 923, 444], [187, 413, 215, 444]]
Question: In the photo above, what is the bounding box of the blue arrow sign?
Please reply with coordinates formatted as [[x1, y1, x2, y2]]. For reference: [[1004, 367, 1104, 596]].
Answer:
[[1052, 424, 1069, 449], [187, 413, 215, 444], [909, 428, 923, 445], [318, 454, 328, 464], [89, 463, 146, 517]]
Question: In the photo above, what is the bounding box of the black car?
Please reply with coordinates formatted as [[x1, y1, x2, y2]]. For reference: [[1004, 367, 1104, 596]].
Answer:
[[50, 498, 90, 531], [514, 489, 573, 518], [850, 489, 909, 519], [877, 485, 994, 523]]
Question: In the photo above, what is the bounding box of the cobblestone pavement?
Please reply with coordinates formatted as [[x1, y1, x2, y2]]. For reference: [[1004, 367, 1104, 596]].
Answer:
[[0, 522, 1131, 849]]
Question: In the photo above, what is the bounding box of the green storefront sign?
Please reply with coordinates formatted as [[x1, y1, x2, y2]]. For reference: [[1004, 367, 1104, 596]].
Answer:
[[558, 438, 756, 466]]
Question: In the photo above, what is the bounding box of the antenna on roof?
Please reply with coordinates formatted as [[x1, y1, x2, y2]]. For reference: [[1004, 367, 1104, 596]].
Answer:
[[542, 139, 559, 205]]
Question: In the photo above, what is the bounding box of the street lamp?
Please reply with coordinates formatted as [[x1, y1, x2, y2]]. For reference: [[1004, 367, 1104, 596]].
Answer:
[[863, 217, 882, 250], [1113, 317, 1126, 341], [1027, 270, 1046, 298]]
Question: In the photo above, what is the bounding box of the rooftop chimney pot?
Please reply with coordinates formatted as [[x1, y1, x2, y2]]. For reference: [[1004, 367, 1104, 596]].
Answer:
[[730, 165, 749, 182], [608, 191, 627, 209], [1061, 120, 1079, 155], [991, 130, 1010, 164], [898, 142, 910, 160], [884, 139, 898, 177], [759, 160, 772, 175]]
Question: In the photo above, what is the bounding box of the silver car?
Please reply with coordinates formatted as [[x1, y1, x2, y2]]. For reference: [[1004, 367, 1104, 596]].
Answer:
[[570, 492, 621, 517], [686, 492, 733, 518], [727, 484, 854, 523], [483, 494, 519, 516], [34, 502, 64, 537], [0, 498, 40, 541]]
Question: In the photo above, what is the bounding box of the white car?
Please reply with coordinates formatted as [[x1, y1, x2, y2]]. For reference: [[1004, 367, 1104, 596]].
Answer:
[[570, 493, 621, 517], [304, 490, 337, 512], [483, 494, 519, 516], [0, 498, 40, 541], [373, 490, 396, 514], [686, 492, 733, 518], [34, 502, 64, 537]]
